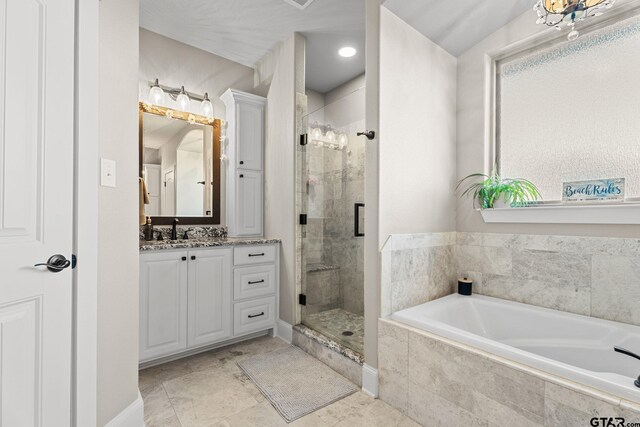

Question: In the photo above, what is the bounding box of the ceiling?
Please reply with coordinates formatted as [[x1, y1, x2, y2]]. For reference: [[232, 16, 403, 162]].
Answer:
[[382, 0, 535, 57], [140, 0, 538, 93], [143, 113, 193, 149], [140, 0, 366, 94]]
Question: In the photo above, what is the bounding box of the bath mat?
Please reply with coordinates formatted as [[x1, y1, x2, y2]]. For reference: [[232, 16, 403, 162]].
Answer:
[[237, 345, 358, 422]]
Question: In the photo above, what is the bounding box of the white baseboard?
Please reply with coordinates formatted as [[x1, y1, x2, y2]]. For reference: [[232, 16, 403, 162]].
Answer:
[[276, 319, 293, 343], [105, 390, 144, 427], [361, 364, 378, 398]]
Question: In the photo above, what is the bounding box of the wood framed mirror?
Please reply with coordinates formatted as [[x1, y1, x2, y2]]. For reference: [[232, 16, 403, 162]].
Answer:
[[139, 102, 221, 225]]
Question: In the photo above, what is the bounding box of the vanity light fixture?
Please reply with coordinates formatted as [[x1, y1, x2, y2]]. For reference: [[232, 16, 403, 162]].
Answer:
[[148, 79, 214, 114], [201, 93, 214, 118], [148, 79, 165, 105], [338, 46, 357, 58], [534, 0, 616, 40], [176, 86, 190, 111]]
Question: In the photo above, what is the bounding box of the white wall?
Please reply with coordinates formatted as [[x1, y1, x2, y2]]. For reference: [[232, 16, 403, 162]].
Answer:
[[379, 7, 458, 244], [98, 0, 140, 424], [325, 73, 366, 105], [139, 28, 255, 119], [259, 34, 301, 325], [456, 8, 640, 238]]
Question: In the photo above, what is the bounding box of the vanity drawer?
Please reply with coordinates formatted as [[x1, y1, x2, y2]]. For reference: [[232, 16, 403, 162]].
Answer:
[[234, 265, 276, 300], [234, 245, 276, 266], [233, 296, 276, 336]]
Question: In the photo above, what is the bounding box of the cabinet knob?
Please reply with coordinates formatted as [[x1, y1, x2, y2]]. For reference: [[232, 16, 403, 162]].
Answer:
[[239, 174, 244, 178], [240, 161, 244, 165], [191, 255, 196, 260], [181, 256, 187, 261]]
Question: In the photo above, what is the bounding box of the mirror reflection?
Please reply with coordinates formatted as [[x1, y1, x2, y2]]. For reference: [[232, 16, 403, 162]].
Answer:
[[140, 107, 221, 222]]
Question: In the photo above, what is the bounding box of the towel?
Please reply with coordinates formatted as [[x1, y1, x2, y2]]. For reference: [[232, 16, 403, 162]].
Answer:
[[139, 177, 150, 225]]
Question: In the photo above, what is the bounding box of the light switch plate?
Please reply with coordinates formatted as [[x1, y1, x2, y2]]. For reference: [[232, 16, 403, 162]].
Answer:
[[101, 158, 116, 187]]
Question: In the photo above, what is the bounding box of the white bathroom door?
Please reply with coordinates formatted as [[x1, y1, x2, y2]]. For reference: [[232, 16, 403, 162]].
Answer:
[[0, 0, 75, 425]]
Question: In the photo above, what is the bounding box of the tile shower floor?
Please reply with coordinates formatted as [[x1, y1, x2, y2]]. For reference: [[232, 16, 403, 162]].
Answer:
[[302, 308, 365, 355], [139, 335, 418, 426]]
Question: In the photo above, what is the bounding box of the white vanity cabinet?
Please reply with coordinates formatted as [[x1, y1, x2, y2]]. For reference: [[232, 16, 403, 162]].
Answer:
[[187, 248, 233, 348], [221, 89, 267, 237], [139, 243, 279, 364], [139, 250, 189, 362]]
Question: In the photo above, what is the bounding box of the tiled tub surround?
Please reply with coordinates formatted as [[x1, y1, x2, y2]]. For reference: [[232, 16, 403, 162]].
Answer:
[[378, 319, 640, 427], [381, 232, 640, 327], [392, 293, 640, 402], [456, 232, 640, 326], [380, 232, 457, 316]]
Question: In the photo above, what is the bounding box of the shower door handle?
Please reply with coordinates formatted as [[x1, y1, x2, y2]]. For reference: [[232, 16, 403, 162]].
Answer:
[[354, 203, 365, 237]]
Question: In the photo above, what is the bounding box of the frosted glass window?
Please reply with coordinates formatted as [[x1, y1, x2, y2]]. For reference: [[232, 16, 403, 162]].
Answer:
[[497, 15, 640, 201]]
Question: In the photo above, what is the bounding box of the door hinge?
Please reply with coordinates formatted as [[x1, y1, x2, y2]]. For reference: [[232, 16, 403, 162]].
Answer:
[[299, 294, 307, 306], [299, 214, 307, 225], [300, 133, 308, 146]]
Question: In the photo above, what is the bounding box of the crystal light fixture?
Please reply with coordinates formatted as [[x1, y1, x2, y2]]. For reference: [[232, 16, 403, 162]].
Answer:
[[534, 0, 616, 40], [148, 78, 165, 105], [201, 93, 213, 118]]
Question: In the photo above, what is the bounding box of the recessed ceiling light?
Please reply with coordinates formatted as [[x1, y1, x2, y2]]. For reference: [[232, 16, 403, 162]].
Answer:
[[338, 47, 357, 58]]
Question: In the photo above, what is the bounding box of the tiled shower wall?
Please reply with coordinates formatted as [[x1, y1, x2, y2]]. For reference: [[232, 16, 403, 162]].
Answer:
[[382, 232, 640, 327]]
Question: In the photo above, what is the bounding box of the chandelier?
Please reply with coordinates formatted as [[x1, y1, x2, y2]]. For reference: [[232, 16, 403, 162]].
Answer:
[[534, 0, 616, 40]]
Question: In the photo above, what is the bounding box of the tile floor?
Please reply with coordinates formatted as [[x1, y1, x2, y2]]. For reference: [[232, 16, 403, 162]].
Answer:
[[302, 308, 365, 355], [140, 335, 419, 426]]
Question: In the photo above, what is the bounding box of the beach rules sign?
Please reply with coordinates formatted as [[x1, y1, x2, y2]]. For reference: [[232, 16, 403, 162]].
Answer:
[[562, 178, 625, 203]]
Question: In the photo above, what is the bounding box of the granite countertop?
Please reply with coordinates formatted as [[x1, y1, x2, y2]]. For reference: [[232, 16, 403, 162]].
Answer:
[[139, 237, 281, 252]]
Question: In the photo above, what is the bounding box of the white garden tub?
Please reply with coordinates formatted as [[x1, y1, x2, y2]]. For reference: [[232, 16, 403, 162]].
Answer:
[[391, 293, 640, 402]]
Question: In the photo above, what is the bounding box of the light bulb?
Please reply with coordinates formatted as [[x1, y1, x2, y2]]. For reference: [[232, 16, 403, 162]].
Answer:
[[326, 125, 336, 144], [177, 86, 190, 111], [201, 92, 213, 118], [338, 133, 348, 149], [310, 122, 322, 140], [149, 78, 164, 105]]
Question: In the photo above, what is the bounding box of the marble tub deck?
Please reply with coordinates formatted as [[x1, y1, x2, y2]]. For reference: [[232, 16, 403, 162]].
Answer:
[[140, 335, 418, 427]]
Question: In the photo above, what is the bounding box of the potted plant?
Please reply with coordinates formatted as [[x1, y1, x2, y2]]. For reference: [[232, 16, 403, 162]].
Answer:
[[456, 169, 541, 209]]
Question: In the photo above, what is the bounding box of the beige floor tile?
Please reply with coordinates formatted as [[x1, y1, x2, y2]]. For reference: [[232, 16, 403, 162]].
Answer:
[[218, 401, 288, 427], [140, 338, 423, 427], [164, 369, 261, 426], [142, 384, 181, 427], [139, 358, 193, 392]]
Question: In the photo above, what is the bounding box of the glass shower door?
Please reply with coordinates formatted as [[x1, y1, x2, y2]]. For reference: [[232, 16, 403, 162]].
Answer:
[[299, 87, 366, 355]]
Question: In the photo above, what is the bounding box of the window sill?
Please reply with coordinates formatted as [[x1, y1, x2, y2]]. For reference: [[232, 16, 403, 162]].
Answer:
[[478, 203, 640, 225]]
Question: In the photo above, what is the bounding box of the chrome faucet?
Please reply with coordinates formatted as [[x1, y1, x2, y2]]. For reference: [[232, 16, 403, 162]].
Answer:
[[171, 218, 179, 240], [614, 346, 640, 388]]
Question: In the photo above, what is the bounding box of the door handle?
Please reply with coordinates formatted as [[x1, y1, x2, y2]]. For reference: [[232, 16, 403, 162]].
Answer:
[[34, 254, 71, 273]]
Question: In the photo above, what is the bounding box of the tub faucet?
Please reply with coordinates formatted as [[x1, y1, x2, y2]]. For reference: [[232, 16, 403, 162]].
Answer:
[[614, 346, 640, 388], [171, 218, 179, 240]]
